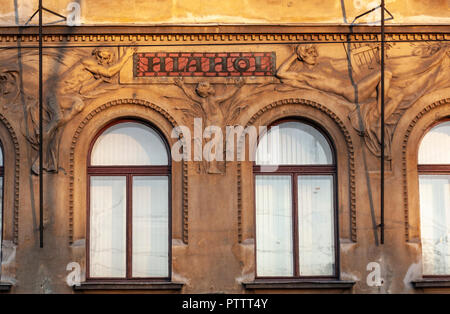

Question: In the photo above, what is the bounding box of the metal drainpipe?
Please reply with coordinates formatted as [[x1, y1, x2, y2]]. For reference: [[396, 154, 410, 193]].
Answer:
[[39, 0, 44, 248], [380, 0, 385, 245]]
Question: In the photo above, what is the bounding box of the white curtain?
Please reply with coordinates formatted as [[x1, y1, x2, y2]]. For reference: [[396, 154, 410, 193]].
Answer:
[[91, 122, 168, 166], [418, 121, 450, 164], [256, 121, 332, 165], [419, 175, 450, 275], [298, 175, 335, 276], [255, 175, 293, 276], [132, 176, 169, 277], [90, 176, 127, 278]]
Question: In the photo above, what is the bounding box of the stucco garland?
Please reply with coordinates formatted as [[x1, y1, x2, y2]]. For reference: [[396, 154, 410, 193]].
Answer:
[[237, 98, 356, 243], [401, 97, 450, 241], [68, 98, 188, 244], [0, 114, 20, 244]]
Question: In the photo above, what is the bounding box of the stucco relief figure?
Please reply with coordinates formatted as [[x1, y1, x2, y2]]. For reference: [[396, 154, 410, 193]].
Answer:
[[345, 43, 449, 158], [357, 42, 450, 157], [276, 44, 388, 104], [174, 78, 244, 174], [24, 47, 136, 174]]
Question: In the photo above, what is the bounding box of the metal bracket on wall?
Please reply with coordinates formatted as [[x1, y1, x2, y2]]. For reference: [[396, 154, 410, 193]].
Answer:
[[351, 5, 394, 26], [25, 3, 67, 249]]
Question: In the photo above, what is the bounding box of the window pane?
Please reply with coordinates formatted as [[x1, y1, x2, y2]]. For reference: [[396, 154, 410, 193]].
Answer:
[[298, 175, 335, 276], [132, 176, 169, 278], [91, 122, 168, 166], [256, 121, 332, 165], [0, 146, 3, 166], [90, 176, 126, 278], [419, 175, 450, 275], [255, 175, 293, 276], [419, 121, 450, 164]]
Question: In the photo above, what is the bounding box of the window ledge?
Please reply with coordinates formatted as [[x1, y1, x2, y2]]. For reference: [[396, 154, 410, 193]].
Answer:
[[411, 279, 450, 289], [242, 280, 355, 290], [73, 281, 184, 291], [0, 282, 12, 292]]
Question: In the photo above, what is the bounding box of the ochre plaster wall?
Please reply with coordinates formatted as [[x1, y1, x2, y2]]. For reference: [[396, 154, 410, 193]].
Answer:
[[0, 25, 449, 293], [0, 0, 449, 25]]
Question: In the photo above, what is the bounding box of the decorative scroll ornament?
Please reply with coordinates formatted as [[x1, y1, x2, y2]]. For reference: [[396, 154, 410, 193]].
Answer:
[[173, 78, 244, 174]]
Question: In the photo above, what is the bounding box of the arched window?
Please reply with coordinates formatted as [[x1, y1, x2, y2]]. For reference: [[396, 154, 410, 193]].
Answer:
[[418, 120, 450, 276], [254, 120, 337, 278], [87, 120, 170, 280]]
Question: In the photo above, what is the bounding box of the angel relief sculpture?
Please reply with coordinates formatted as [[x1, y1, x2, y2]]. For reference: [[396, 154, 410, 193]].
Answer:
[[173, 78, 244, 174], [23, 47, 136, 174], [276, 43, 450, 159]]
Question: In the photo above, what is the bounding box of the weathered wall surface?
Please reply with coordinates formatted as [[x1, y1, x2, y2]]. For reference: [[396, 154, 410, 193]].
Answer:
[[0, 25, 449, 293], [0, 0, 449, 25]]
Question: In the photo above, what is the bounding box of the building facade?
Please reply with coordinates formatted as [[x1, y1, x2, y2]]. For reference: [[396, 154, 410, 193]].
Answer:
[[0, 0, 449, 293]]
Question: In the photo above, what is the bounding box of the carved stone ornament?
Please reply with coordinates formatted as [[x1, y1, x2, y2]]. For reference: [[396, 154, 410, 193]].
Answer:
[[173, 78, 245, 174]]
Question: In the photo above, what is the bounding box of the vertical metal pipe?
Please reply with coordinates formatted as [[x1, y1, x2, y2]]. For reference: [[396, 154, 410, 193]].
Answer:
[[39, 0, 44, 248], [380, 0, 385, 245]]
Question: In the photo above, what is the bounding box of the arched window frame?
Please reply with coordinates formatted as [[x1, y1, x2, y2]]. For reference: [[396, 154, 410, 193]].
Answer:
[[252, 118, 339, 279], [417, 118, 450, 277], [86, 118, 172, 281], [418, 118, 450, 173]]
